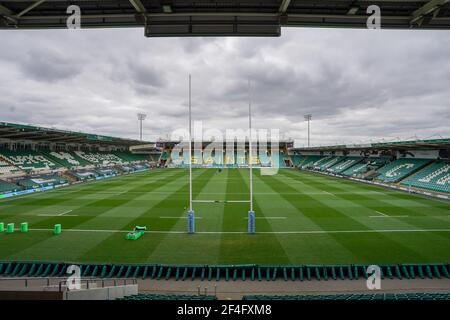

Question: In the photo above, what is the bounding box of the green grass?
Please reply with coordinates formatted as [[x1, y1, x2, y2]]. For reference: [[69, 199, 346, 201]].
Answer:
[[0, 168, 449, 265]]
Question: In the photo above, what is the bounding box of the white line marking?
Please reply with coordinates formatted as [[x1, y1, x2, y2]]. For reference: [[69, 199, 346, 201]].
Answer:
[[192, 200, 250, 203], [244, 217, 287, 219], [37, 214, 78, 217], [369, 215, 409, 218], [323, 191, 334, 196], [375, 211, 388, 217], [159, 216, 203, 219], [23, 228, 450, 235], [58, 210, 73, 216], [37, 210, 77, 217]]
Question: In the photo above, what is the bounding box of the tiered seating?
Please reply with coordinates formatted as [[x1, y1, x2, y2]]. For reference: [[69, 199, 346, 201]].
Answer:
[[376, 158, 432, 183], [328, 157, 363, 174], [342, 162, 369, 177], [298, 155, 323, 169], [192, 150, 203, 165], [0, 180, 20, 194], [0, 159, 22, 175], [74, 151, 125, 165], [243, 292, 450, 301], [72, 171, 98, 181], [236, 150, 246, 166], [113, 151, 149, 162], [44, 151, 92, 168], [0, 149, 59, 171], [259, 151, 271, 166], [318, 156, 345, 171], [149, 153, 160, 162], [120, 294, 217, 301], [212, 150, 224, 166], [225, 151, 235, 167], [401, 161, 450, 193], [291, 155, 306, 167], [17, 175, 68, 189]]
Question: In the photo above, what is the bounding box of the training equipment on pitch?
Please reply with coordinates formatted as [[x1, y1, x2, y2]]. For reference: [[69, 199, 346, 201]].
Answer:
[[0, 222, 4, 232], [54, 224, 62, 235], [21, 222, 28, 233], [6, 223, 14, 234], [126, 226, 147, 240]]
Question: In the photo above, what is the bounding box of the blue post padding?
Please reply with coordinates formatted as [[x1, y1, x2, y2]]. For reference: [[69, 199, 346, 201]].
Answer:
[[248, 210, 255, 234], [188, 210, 195, 234]]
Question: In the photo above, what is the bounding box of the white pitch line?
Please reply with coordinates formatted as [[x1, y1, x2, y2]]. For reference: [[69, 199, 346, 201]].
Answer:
[[23, 228, 450, 235], [38, 210, 77, 217], [375, 211, 388, 217], [243, 217, 287, 219], [58, 210, 73, 216], [369, 215, 409, 218], [38, 215, 78, 217], [159, 216, 203, 219], [322, 191, 334, 196]]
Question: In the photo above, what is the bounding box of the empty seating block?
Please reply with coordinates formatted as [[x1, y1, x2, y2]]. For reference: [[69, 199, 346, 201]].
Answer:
[[0, 149, 59, 171], [242, 292, 450, 300], [74, 151, 125, 165], [376, 158, 431, 183], [0, 179, 20, 194], [401, 161, 450, 193], [328, 157, 363, 174]]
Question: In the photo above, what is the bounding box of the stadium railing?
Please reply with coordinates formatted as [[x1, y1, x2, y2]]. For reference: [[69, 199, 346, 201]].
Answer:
[[1, 262, 448, 282]]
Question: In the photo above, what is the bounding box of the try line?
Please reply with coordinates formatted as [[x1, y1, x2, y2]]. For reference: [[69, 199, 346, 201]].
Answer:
[[20, 228, 450, 235]]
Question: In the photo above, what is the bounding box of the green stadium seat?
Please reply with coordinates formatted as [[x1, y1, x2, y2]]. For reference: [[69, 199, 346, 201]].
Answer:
[[376, 158, 431, 183], [401, 160, 450, 193]]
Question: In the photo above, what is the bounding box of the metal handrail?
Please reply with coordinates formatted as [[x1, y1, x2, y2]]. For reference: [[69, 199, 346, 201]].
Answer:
[[0, 277, 138, 292]]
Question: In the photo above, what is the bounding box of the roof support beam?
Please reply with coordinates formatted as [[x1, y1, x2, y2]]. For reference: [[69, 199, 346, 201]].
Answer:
[[279, 0, 292, 14], [129, 0, 146, 13], [411, 0, 450, 26], [0, 4, 17, 25], [17, 0, 46, 18]]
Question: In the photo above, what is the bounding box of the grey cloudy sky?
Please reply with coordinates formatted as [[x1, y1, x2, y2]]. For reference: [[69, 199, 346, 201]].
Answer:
[[0, 27, 449, 146]]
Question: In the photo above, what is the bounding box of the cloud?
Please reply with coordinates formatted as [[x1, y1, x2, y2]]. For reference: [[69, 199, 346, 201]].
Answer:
[[0, 28, 449, 145]]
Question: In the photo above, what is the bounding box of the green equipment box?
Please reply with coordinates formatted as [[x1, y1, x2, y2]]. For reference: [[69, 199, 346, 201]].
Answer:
[[126, 226, 147, 240]]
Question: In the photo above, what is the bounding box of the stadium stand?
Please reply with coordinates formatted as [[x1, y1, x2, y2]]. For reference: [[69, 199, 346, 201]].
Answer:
[[236, 150, 247, 167], [16, 175, 68, 189], [119, 294, 217, 301], [74, 151, 125, 166], [72, 171, 98, 181], [342, 162, 369, 177], [259, 151, 271, 166], [327, 157, 363, 174], [242, 292, 450, 301], [291, 154, 306, 167], [1, 262, 448, 281], [318, 156, 345, 171], [0, 159, 22, 176], [300, 155, 325, 169], [225, 151, 235, 167], [376, 158, 432, 183], [113, 151, 148, 162], [43, 151, 92, 168], [0, 180, 21, 194], [0, 149, 59, 171], [213, 150, 224, 166], [401, 160, 450, 193]]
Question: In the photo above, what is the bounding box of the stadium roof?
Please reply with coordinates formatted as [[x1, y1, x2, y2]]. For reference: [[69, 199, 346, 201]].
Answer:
[[0, 122, 149, 147], [291, 138, 450, 151], [1, 1, 450, 36]]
